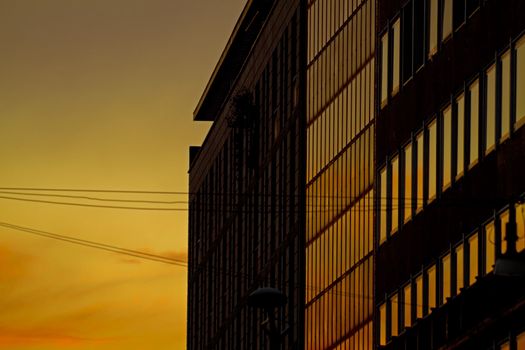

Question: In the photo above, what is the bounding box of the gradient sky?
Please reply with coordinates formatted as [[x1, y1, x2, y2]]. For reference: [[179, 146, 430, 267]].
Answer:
[[0, 0, 245, 348]]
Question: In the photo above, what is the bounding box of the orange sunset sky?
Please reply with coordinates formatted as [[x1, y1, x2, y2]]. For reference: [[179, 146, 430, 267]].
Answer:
[[0, 0, 245, 349]]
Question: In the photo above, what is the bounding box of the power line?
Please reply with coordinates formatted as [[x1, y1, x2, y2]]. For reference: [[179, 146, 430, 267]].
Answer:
[[0, 221, 188, 267]]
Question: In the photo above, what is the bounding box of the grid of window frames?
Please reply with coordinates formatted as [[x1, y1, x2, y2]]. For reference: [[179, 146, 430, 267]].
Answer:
[[380, 0, 482, 108], [306, 0, 375, 348], [378, 32, 525, 244], [498, 329, 525, 350], [378, 201, 525, 345]]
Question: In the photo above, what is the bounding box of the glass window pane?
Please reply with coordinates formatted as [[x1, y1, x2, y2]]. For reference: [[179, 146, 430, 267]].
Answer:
[[469, 80, 479, 167], [391, 156, 399, 234], [486, 64, 497, 152], [442, 105, 452, 189], [500, 341, 510, 350], [402, 4, 413, 82], [379, 302, 387, 345], [413, 0, 425, 68], [381, 32, 389, 108], [404, 144, 413, 223], [392, 19, 401, 95], [441, 0, 453, 41], [441, 253, 451, 304], [428, 120, 437, 202], [518, 331, 525, 350], [455, 244, 464, 295], [416, 132, 424, 212], [428, 0, 438, 57], [516, 36, 525, 127], [468, 233, 479, 286], [516, 202, 525, 253], [501, 50, 511, 139], [485, 220, 495, 274], [416, 275, 423, 319], [380, 167, 387, 244], [500, 209, 510, 254], [427, 264, 437, 310], [403, 283, 412, 327], [456, 94, 465, 178], [390, 293, 399, 337]]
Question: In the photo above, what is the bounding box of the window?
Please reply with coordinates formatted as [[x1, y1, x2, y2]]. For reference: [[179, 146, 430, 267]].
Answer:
[[518, 331, 525, 349], [427, 264, 437, 310], [380, 167, 387, 244], [501, 50, 511, 139], [468, 233, 479, 286], [381, 32, 389, 108], [390, 293, 399, 337], [428, 120, 437, 202], [379, 302, 387, 345], [428, 0, 438, 57], [415, 274, 423, 319], [441, 0, 453, 41], [416, 132, 424, 212], [516, 36, 525, 127], [500, 341, 510, 350], [500, 209, 510, 254], [402, 3, 413, 83], [391, 156, 400, 234], [404, 143, 413, 223], [516, 202, 525, 253], [455, 244, 464, 295], [442, 105, 452, 189], [469, 79, 479, 168], [466, 0, 479, 17], [485, 220, 495, 274], [403, 283, 412, 328], [456, 94, 465, 178], [392, 19, 401, 95], [441, 253, 451, 304], [484, 66, 497, 154], [453, 0, 466, 30], [413, 0, 425, 69]]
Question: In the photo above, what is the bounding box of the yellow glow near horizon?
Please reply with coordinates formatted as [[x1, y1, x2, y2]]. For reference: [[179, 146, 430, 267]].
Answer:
[[0, 0, 246, 349]]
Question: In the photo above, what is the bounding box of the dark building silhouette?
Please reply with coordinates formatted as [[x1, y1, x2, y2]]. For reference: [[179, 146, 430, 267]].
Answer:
[[188, 0, 525, 349], [375, 0, 525, 348]]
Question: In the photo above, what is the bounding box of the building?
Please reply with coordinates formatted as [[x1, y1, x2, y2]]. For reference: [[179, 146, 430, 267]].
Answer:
[[188, 0, 525, 349], [375, 0, 525, 348]]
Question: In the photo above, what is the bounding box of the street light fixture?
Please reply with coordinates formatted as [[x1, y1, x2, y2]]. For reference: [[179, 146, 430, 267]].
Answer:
[[495, 201, 525, 277]]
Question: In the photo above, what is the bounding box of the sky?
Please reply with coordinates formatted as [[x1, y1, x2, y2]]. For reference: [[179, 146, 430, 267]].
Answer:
[[0, 0, 245, 349]]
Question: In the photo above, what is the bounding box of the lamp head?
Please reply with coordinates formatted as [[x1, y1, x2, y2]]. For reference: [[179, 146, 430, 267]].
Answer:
[[247, 287, 287, 310]]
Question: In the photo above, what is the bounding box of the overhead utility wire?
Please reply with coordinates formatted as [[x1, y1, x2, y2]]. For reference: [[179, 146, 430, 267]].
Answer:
[[0, 221, 187, 267]]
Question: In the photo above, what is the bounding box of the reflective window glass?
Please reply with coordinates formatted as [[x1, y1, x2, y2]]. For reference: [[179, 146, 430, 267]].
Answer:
[[469, 80, 479, 168], [381, 32, 389, 108], [379, 302, 387, 346], [380, 167, 387, 244], [391, 156, 399, 234], [518, 331, 525, 350], [403, 283, 412, 327], [500, 209, 510, 254], [416, 274, 423, 319], [416, 132, 424, 212], [402, 4, 413, 83], [392, 19, 401, 95], [456, 94, 465, 178], [516, 202, 525, 253], [455, 244, 464, 295], [441, 0, 453, 41], [428, 120, 437, 202], [516, 36, 525, 127], [413, 0, 425, 68], [501, 50, 511, 139], [441, 253, 451, 304], [428, 0, 438, 57], [427, 264, 437, 310], [468, 233, 479, 286], [453, 0, 466, 29], [442, 105, 452, 189], [500, 341, 510, 350], [390, 293, 399, 337], [486, 64, 497, 152], [404, 143, 413, 223], [485, 220, 495, 274]]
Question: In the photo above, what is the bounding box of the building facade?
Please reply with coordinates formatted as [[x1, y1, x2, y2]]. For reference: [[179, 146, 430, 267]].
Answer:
[[188, 0, 525, 349], [376, 0, 525, 348]]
